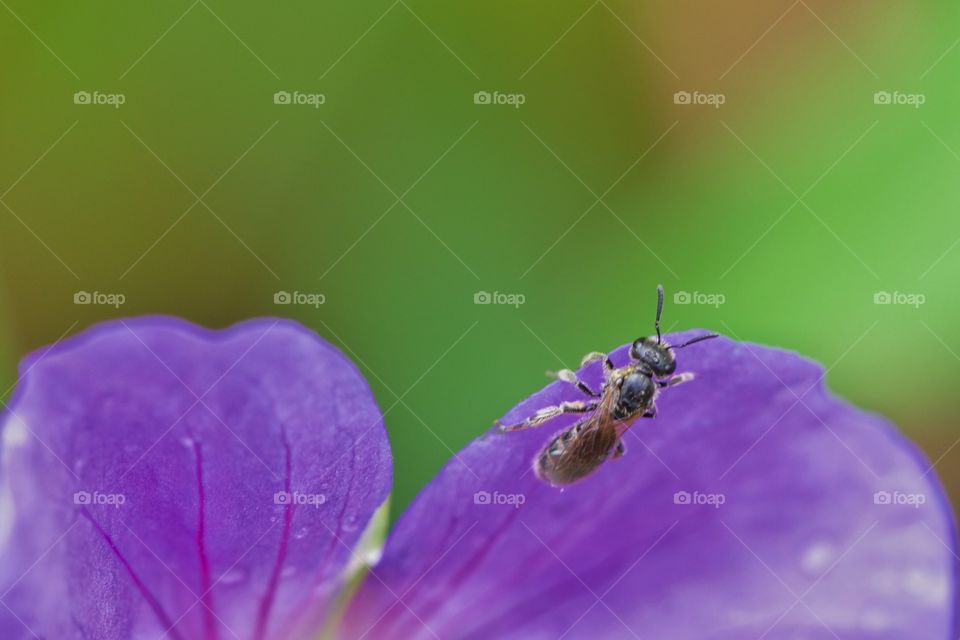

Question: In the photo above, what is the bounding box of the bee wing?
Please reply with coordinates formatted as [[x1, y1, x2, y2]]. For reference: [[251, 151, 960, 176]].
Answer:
[[537, 412, 620, 484], [612, 414, 643, 437], [564, 412, 603, 439]]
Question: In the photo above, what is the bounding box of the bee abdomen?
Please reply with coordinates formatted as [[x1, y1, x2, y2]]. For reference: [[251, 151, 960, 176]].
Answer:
[[534, 423, 618, 486]]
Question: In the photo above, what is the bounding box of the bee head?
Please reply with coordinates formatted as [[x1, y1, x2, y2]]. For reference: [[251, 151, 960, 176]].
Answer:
[[634, 285, 719, 376], [630, 336, 677, 377]]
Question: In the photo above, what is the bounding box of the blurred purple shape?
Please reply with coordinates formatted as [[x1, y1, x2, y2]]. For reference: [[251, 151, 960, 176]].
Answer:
[[0, 317, 391, 640]]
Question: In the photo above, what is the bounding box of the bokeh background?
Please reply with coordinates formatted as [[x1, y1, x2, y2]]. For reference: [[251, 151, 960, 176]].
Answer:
[[0, 1, 957, 521]]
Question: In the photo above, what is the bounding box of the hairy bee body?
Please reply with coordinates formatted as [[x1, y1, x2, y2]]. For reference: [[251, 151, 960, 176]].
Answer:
[[534, 367, 638, 486], [499, 285, 717, 487]]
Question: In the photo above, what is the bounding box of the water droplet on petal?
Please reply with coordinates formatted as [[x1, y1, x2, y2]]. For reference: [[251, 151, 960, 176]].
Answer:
[[801, 542, 834, 574]]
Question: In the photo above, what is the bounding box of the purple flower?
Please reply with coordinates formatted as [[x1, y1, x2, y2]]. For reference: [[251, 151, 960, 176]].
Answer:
[[0, 318, 954, 639]]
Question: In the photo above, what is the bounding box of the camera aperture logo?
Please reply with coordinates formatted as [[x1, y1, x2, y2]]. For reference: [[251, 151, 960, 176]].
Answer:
[[873, 490, 925, 509], [673, 290, 725, 308], [873, 91, 925, 109], [673, 490, 726, 508], [73, 90, 126, 108], [273, 491, 327, 507], [474, 290, 525, 308], [74, 291, 126, 308], [473, 90, 526, 109], [673, 90, 725, 109], [873, 291, 924, 308], [473, 490, 525, 508], [73, 490, 126, 508], [273, 91, 326, 108], [274, 290, 326, 308]]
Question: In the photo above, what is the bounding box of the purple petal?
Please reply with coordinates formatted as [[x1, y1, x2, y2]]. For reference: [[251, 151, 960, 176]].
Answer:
[[340, 332, 956, 640], [0, 317, 391, 640]]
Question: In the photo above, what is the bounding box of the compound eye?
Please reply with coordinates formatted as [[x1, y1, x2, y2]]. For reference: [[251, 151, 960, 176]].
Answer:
[[631, 337, 676, 375], [657, 355, 677, 375], [629, 337, 650, 360]]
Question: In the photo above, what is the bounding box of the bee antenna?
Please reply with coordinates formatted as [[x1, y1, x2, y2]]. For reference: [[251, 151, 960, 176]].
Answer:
[[655, 284, 664, 344], [667, 333, 719, 350]]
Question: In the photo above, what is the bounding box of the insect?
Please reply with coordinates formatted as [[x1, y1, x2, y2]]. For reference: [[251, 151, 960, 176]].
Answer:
[[497, 285, 718, 486]]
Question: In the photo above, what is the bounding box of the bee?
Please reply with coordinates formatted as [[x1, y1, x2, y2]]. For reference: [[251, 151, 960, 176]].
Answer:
[[497, 285, 717, 486]]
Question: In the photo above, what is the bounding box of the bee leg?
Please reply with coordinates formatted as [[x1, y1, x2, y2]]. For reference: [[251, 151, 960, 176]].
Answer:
[[497, 400, 598, 432], [612, 439, 626, 458], [657, 373, 694, 389], [642, 406, 657, 419], [581, 351, 614, 378], [547, 368, 600, 397]]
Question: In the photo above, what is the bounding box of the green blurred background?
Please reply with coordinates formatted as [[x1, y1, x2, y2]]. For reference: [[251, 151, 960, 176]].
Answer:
[[1, 1, 957, 520]]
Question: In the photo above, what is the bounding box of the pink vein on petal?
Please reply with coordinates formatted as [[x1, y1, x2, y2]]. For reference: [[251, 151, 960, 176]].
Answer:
[[278, 445, 359, 640], [194, 441, 219, 640], [79, 509, 186, 640], [253, 427, 293, 640]]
